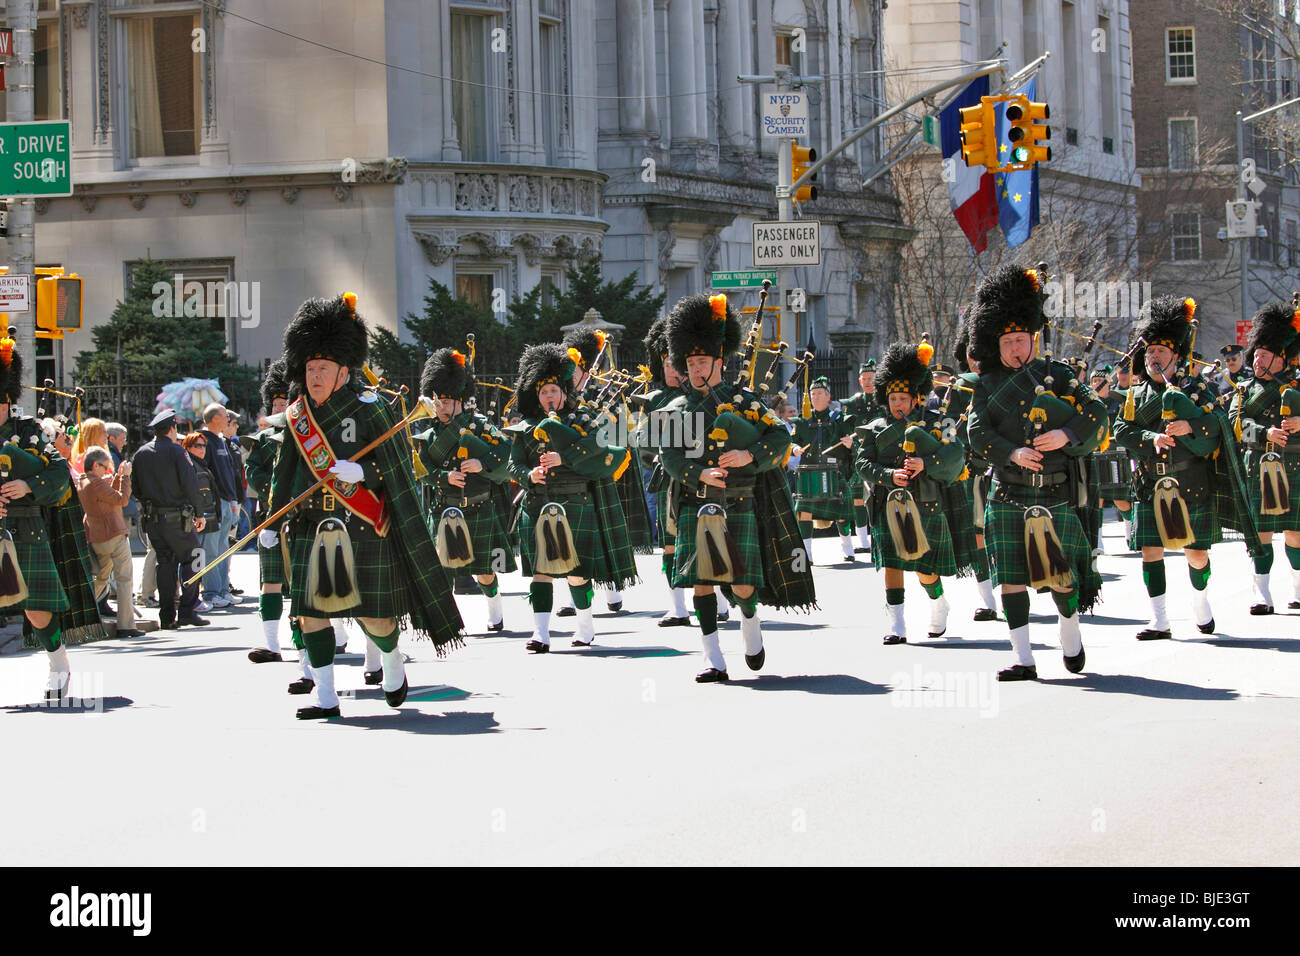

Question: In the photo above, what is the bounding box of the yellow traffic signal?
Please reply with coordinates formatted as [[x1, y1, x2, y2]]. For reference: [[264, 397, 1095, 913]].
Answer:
[[959, 101, 996, 168], [36, 272, 82, 338], [791, 143, 818, 202], [1006, 96, 1051, 165]]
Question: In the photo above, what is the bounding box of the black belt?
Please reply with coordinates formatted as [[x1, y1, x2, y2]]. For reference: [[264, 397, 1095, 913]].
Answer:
[[693, 483, 754, 503], [540, 479, 592, 496], [994, 469, 1069, 492], [145, 506, 190, 521], [4, 502, 41, 518], [438, 489, 492, 508], [1141, 457, 1204, 477], [299, 491, 342, 512]]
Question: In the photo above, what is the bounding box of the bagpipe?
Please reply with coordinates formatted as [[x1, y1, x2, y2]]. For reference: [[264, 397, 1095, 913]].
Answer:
[[428, 418, 507, 570], [0, 442, 46, 608], [1258, 382, 1300, 516], [881, 423, 945, 562]]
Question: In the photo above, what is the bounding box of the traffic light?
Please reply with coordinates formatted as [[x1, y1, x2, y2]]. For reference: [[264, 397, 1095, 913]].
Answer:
[[791, 143, 818, 202], [1006, 96, 1051, 166], [36, 268, 82, 338], [959, 100, 996, 168]]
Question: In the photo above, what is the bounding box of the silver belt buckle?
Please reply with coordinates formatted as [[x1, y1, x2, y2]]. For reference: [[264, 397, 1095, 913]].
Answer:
[[1155, 461, 1168, 477], [1030, 473, 1044, 488]]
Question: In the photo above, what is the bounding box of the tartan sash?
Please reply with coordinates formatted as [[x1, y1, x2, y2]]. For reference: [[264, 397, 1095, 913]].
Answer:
[[286, 397, 389, 535]]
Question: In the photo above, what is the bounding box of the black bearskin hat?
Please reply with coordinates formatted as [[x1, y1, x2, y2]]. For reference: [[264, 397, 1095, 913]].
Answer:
[[261, 359, 291, 411], [1132, 295, 1196, 380], [967, 264, 1049, 368], [282, 292, 368, 385], [562, 327, 608, 373], [513, 343, 577, 420], [420, 347, 475, 401], [644, 317, 669, 383], [874, 341, 935, 405], [1248, 301, 1300, 365], [666, 293, 742, 375], [0, 328, 22, 406], [953, 319, 971, 374]]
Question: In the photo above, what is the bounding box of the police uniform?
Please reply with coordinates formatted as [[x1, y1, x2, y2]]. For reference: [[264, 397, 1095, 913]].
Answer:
[[131, 409, 207, 629]]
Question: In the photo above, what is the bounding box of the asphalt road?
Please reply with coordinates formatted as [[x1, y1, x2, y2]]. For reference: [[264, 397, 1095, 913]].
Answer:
[[2, 521, 1296, 866]]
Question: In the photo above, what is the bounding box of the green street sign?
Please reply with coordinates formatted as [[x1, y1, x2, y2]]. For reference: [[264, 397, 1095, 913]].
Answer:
[[0, 121, 72, 197], [922, 114, 939, 147], [711, 269, 779, 289]]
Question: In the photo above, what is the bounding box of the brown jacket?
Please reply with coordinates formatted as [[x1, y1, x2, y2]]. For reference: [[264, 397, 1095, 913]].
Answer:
[[77, 470, 132, 544]]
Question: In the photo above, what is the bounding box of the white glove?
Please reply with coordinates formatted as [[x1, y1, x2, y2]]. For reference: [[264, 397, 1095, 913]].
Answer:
[[258, 529, 279, 548], [329, 459, 364, 484]]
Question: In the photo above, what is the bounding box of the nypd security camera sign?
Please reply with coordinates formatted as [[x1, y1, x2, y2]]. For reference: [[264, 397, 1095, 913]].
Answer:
[[762, 91, 808, 139]]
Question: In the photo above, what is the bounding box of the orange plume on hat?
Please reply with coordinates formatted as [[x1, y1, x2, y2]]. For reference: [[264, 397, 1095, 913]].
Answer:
[[1183, 298, 1196, 321], [917, 342, 934, 366], [0, 332, 12, 367], [451, 350, 466, 366], [1024, 269, 1042, 292], [594, 330, 607, 349], [709, 294, 727, 320], [568, 346, 583, 367], [342, 291, 357, 314]]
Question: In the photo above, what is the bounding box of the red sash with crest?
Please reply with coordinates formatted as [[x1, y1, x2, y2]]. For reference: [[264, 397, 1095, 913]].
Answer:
[[287, 397, 390, 536]]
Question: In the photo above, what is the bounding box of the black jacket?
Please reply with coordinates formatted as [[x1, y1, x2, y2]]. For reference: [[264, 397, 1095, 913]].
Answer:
[[200, 427, 239, 502], [130, 434, 205, 515]]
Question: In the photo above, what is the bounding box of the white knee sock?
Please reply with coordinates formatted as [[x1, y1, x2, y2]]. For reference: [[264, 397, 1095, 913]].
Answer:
[[700, 630, 726, 671], [976, 578, 997, 611], [1008, 625, 1034, 667], [298, 652, 312, 681], [802, 538, 813, 564], [261, 618, 281, 654], [313, 664, 339, 710], [887, 601, 905, 639], [486, 590, 504, 628], [929, 593, 950, 635], [46, 645, 70, 690], [670, 586, 689, 617], [1291, 567, 1300, 603], [380, 647, 406, 693], [840, 534, 855, 559], [1148, 594, 1169, 631], [605, 586, 622, 605], [740, 613, 763, 656], [575, 607, 596, 644], [1191, 588, 1213, 627], [857, 525, 870, 549], [1253, 573, 1273, 608], [335, 625, 349, 653], [532, 612, 551, 646], [364, 636, 381, 672], [1059, 613, 1082, 657]]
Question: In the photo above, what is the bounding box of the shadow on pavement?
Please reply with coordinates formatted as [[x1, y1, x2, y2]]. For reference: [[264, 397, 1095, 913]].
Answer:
[[723, 674, 890, 695], [552, 646, 689, 658], [328, 709, 503, 734], [0, 696, 135, 715], [1039, 673, 1239, 700], [341, 684, 471, 703], [1194, 636, 1299, 652], [1082, 614, 1147, 626]]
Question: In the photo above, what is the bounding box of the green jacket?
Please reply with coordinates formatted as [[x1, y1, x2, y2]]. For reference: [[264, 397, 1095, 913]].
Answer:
[[1113, 377, 1219, 496], [660, 383, 790, 491], [1230, 376, 1300, 468], [841, 391, 882, 429], [791, 407, 854, 475], [854, 406, 966, 493], [414, 411, 511, 505]]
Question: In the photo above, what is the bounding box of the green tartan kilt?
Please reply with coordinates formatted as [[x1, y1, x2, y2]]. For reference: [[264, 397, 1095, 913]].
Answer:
[[258, 524, 287, 587], [616, 462, 654, 551], [794, 465, 854, 522], [518, 489, 606, 581], [671, 494, 763, 589], [983, 487, 1090, 588], [869, 497, 957, 576], [656, 486, 676, 545], [3, 514, 70, 613], [286, 511, 402, 619], [425, 500, 518, 576], [945, 479, 978, 573], [1246, 454, 1300, 533], [1128, 493, 1221, 550]]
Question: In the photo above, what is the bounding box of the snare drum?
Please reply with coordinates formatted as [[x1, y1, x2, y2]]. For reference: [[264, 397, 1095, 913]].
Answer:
[[1095, 448, 1134, 501], [795, 461, 848, 512]]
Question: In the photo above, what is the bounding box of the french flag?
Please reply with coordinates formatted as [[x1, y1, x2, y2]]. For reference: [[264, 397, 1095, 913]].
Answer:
[[940, 75, 998, 253]]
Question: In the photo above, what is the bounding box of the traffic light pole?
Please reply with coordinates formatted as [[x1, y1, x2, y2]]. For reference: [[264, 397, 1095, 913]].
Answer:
[[4, 0, 37, 398]]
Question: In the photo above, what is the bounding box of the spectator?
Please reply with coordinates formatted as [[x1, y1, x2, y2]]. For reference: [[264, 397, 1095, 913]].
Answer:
[[182, 431, 221, 613], [76, 446, 146, 637], [198, 404, 243, 607], [70, 418, 111, 475], [224, 411, 251, 557]]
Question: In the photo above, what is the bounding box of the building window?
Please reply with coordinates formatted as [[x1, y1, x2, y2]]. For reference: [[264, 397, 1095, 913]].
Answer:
[[539, 20, 561, 166], [1166, 28, 1195, 83], [1168, 118, 1198, 170], [1065, 127, 1078, 145], [1170, 212, 1201, 261], [120, 7, 202, 159], [1103, 136, 1114, 154], [451, 12, 497, 162], [540, 270, 563, 308], [775, 33, 792, 67], [1106, 235, 1120, 262], [34, 18, 61, 120], [456, 273, 496, 311], [127, 258, 239, 354]]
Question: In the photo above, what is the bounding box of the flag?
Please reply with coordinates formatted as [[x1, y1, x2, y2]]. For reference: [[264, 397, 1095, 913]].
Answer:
[[939, 75, 998, 253], [995, 75, 1041, 249]]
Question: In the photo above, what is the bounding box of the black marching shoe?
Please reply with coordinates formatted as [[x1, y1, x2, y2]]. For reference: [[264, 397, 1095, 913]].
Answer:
[[385, 678, 409, 708], [1249, 603, 1274, 616], [116, 628, 146, 638], [882, 634, 906, 645], [176, 615, 210, 628], [248, 648, 283, 663], [1136, 628, 1172, 641], [1196, 619, 1216, 635], [1290, 600, 1300, 610], [229, 587, 244, 596], [296, 705, 341, 720], [98, 598, 115, 617], [854, 546, 870, 554], [973, 608, 999, 622], [745, 647, 765, 671], [363, 669, 383, 685], [1063, 648, 1086, 674], [556, 606, 576, 618], [526, 640, 550, 653], [997, 664, 1038, 682], [487, 621, 505, 632], [159, 618, 176, 631], [607, 601, 623, 613], [695, 668, 728, 683], [658, 616, 690, 628], [287, 678, 315, 695]]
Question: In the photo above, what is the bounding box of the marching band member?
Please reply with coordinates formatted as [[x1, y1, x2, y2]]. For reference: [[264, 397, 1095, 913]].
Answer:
[[841, 361, 879, 552], [792, 376, 858, 564], [947, 324, 999, 621]]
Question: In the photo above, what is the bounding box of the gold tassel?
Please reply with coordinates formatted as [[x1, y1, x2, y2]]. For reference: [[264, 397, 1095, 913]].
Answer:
[[1153, 477, 1194, 549], [695, 504, 739, 583], [436, 506, 475, 569], [884, 489, 929, 561], [535, 503, 578, 576], [665, 483, 678, 538], [973, 474, 987, 532], [812, 519, 834, 531], [0, 530, 28, 608], [801, 364, 812, 418], [305, 519, 361, 613], [1260, 454, 1290, 515], [411, 447, 428, 480], [1023, 506, 1074, 590]]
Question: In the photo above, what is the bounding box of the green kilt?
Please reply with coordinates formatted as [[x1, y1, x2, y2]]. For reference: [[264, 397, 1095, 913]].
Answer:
[[1128, 493, 1221, 551], [1246, 454, 1300, 533], [258, 522, 288, 587], [425, 500, 518, 576], [984, 484, 1094, 600], [671, 493, 763, 589], [945, 479, 977, 575], [616, 461, 654, 553], [869, 496, 957, 576], [518, 488, 606, 581], [286, 510, 403, 619], [4, 512, 69, 614], [655, 486, 675, 544]]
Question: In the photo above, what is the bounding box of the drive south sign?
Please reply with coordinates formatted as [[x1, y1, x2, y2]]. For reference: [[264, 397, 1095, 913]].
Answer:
[[0, 121, 73, 197]]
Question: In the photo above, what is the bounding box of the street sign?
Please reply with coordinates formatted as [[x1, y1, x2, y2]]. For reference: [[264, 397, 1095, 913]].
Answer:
[[0, 29, 12, 57], [752, 220, 821, 266], [711, 269, 779, 289], [922, 114, 939, 147], [787, 288, 807, 313], [0, 121, 72, 197], [0, 273, 30, 312], [761, 90, 808, 139], [1236, 319, 1252, 346], [1225, 199, 1257, 239]]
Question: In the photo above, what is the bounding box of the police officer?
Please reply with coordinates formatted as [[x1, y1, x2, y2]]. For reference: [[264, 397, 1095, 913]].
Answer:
[[131, 410, 210, 629], [1221, 344, 1253, 386]]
